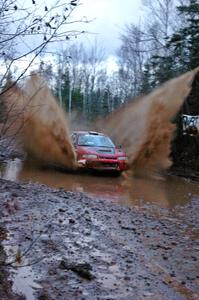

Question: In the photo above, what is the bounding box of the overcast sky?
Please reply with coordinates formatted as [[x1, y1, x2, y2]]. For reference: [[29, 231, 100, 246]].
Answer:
[[6, 0, 143, 74], [68, 0, 142, 56]]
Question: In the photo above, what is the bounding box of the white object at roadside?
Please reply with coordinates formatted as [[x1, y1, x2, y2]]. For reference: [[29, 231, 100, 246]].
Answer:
[[182, 114, 199, 136]]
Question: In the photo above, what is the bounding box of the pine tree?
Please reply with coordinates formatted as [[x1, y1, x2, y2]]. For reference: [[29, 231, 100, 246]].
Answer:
[[167, 0, 199, 72], [139, 63, 152, 94], [170, 0, 199, 171], [60, 68, 70, 111]]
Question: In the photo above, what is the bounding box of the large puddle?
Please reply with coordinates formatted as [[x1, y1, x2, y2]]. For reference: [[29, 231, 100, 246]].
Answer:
[[1, 158, 199, 209]]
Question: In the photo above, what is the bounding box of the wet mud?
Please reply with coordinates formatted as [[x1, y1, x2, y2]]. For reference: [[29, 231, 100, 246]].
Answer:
[[0, 208, 25, 300], [0, 176, 198, 300]]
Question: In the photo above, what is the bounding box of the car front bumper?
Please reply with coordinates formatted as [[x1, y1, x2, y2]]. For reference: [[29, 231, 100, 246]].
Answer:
[[78, 158, 127, 171]]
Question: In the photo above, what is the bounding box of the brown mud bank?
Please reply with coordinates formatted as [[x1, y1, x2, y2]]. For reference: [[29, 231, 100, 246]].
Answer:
[[0, 177, 199, 300]]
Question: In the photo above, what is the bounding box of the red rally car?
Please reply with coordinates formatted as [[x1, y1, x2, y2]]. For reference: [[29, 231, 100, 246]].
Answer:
[[71, 131, 128, 172]]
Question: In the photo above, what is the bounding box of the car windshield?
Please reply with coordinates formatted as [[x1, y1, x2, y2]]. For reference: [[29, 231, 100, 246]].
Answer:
[[78, 134, 115, 148]]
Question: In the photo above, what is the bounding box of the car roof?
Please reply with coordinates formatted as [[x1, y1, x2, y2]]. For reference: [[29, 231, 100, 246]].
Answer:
[[72, 130, 105, 136]]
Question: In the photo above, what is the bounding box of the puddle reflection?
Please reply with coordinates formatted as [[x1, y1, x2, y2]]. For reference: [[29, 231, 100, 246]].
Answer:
[[123, 176, 199, 209], [1, 159, 199, 209]]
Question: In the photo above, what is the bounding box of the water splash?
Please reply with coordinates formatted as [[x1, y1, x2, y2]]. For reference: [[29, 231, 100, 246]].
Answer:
[[101, 68, 199, 178], [3, 73, 76, 169]]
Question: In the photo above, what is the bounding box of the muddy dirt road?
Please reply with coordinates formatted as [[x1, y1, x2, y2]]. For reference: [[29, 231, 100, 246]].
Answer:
[[0, 159, 199, 300]]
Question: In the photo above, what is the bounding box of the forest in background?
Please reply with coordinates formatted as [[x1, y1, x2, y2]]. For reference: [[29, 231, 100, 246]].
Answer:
[[37, 0, 199, 119]]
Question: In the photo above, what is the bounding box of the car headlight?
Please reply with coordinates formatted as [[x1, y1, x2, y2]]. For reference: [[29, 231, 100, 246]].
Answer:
[[118, 157, 128, 161], [82, 154, 98, 159]]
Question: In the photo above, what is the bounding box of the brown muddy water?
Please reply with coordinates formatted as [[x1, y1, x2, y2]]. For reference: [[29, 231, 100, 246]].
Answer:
[[0, 158, 199, 209]]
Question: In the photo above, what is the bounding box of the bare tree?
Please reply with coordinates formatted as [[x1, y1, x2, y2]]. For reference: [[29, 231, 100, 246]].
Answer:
[[55, 41, 107, 116], [116, 0, 182, 100], [141, 0, 177, 57], [0, 0, 89, 152], [0, 0, 86, 91], [117, 23, 147, 99]]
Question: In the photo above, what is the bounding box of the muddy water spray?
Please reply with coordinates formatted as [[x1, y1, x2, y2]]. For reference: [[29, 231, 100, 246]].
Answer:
[[3, 73, 76, 169], [102, 68, 199, 178]]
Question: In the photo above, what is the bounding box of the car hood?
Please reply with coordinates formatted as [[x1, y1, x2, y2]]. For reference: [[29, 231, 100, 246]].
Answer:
[[77, 146, 126, 157]]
